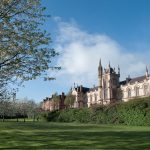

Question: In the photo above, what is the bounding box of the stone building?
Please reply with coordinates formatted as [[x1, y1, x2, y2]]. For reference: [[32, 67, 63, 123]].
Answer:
[[42, 93, 66, 111], [72, 85, 89, 108], [71, 60, 150, 107]]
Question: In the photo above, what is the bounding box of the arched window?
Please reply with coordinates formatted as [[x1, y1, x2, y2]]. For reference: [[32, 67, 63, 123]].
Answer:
[[144, 84, 149, 95], [112, 89, 117, 98], [122, 91, 124, 98], [119, 90, 124, 99], [90, 95, 92, 103], [103, 79, 108, 100], [103, 80, 107, 88], [104, 89, 108, 100], [135, 86, 140, 97], [94, 93, 97, 102], [127, 88, 131, 98]]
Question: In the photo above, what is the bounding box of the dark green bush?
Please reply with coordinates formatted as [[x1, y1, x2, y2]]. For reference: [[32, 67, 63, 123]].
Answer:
[[90, 105, 104, 121], [41, 110, 60, 122], [58, 108, 90, 123], [117, 98, 150, 125], [43, 96, 150, 126], [144, 108, 150, 125], [75, 108, 90, 123], [58, 108, 79, 122]]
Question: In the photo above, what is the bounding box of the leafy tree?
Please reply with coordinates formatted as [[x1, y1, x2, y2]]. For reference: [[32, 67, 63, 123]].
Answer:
[[0, 0, 60, 96], [20, 98, 32, 122], [0, 88, 12, 121], [64, 93, 76, 108], [26, 99, 40, 121], [52, 93, 60, 110], [13, 100, 21, 122]]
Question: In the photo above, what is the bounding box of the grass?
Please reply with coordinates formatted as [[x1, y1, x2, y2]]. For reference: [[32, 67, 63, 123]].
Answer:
[[0, 122, 150, 149]]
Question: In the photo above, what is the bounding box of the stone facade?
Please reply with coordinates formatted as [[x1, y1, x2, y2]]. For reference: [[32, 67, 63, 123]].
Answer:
[[72, 85, 89, 108], [120, 75, 150, 102], [72, 60, 150, 107], [42, 93, 66, 111]]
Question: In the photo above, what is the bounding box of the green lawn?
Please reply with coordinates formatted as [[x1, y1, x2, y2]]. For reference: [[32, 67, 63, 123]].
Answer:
[[0, 122, 150, 149]]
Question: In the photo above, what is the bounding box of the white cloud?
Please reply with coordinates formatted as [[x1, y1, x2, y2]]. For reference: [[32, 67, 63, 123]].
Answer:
[[52, 19, 149, 88]]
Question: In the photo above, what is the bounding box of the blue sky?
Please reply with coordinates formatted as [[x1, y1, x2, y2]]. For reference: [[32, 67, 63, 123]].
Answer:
[[17, 0, 150, 102]]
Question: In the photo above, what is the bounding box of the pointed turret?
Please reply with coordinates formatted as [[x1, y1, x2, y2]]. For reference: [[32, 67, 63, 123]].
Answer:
[[98, 59, 103, 77], [98, 59, 103, 88], [146, 65, 148, 77], [99, 59, 101, 66], [108, 61, 112, 73], [118, 65, 120, 77]]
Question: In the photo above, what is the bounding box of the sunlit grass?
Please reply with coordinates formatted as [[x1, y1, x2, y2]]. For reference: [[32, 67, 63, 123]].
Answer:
[[0, 122, 150, 149]]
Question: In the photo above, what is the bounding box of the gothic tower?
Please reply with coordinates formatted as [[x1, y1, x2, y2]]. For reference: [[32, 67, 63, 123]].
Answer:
[[98, 59, 103, 87], [98, 60, 120, 104], [98, 59, 103, 104], [146, 66, 149, 78]]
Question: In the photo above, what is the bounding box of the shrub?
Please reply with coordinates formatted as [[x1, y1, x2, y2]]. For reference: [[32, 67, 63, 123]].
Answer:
[[58, 109, 78, 122], [117, 98, 149, 125], [75, 108, 90, 123], [42, 96, 150, 126], [40, 110, 60, 122]]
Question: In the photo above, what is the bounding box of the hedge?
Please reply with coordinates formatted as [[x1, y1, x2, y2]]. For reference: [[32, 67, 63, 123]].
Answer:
[[42, 96, 150, 126]]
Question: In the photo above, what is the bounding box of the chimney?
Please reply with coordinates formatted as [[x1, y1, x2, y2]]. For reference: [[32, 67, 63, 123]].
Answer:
[[62, 92, 65, 99]]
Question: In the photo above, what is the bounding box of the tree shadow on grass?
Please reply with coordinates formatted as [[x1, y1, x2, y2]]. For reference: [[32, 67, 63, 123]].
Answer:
[[0, 122, 150, 149]]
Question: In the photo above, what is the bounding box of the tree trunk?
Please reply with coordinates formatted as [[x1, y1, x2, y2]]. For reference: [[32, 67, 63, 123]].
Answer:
[[24, 117, 25, 122], [2, 112, 5, 122], [16, 116, 18, 122]]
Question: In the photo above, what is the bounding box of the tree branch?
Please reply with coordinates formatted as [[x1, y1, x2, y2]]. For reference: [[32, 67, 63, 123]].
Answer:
[[0, 52, 19, 67]]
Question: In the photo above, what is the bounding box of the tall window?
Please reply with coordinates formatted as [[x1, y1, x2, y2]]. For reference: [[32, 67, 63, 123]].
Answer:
[[103, 80, 107, 88], [127, 88, 131, 98], [144, 85, 149, 95], [112, 89, 117, 99], [122, 91, 124, 98], [94, 93, 97, 102], [90, 95, 92, 103], [103, 79, 108, 100], [104, 89, 108, 100], [135, 86, 140, 97]]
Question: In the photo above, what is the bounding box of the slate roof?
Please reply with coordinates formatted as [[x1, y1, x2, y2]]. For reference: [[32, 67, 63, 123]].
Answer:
[[75, 86, 90, 93], [89, 86, 99, 92], [82, 87, 90, 93], [120, 75, 149, 86], [120, 80, 127, 85]]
